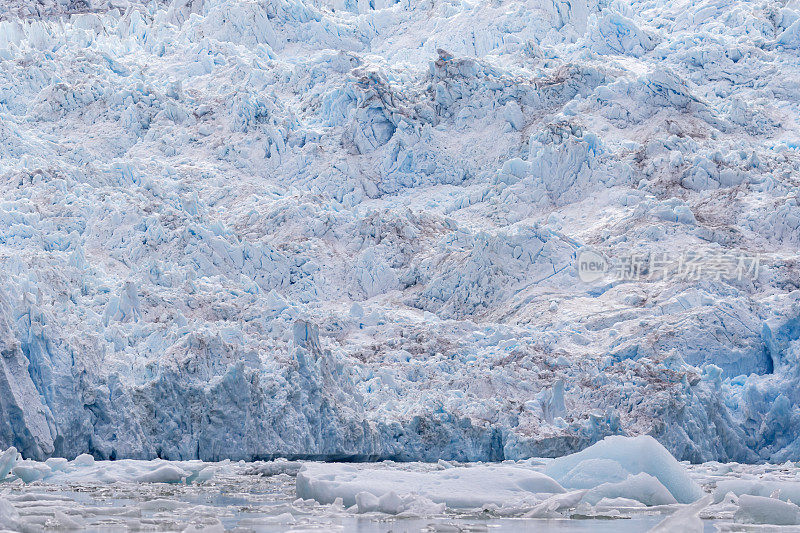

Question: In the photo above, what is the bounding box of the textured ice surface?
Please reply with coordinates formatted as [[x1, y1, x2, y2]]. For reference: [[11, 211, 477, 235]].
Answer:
[[0, 458, 676, 531], [734, 494, 800, 525], [543, 435, 703, 503], [1, 445, 800, 530], [296, 461, 566, 509], [294, 435, 703, 514], [0, 0, 799, 464]]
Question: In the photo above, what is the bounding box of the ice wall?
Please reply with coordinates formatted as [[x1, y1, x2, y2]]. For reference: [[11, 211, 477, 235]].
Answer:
[[0, 0, 798, 462]]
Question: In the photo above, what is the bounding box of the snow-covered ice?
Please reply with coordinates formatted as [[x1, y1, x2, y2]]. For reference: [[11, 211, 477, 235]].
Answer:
[[0, 0, 800, 490]]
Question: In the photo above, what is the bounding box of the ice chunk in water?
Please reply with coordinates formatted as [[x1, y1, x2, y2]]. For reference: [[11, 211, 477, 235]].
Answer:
[[544, 435, 702, 503], [297, 463, 565, 509], [0, 447, 18, 480], [0, 497, 20, 528], [11, 461, 50, 483], [355, 491, 379, 513], [713, 479, 800, 504], [734, 494, 800, 525], [524, 490, 587, 517], [651, 495, 712, 532], [45, 457, 69, 472], [73, 454, 94, 467], [134, 464, 188, 483]]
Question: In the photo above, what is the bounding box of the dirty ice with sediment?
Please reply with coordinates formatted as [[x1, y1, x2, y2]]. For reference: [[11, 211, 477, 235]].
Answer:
[[2, 0, 800, 529]]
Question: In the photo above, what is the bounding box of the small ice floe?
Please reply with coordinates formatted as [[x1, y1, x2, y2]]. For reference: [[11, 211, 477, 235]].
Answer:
[[734, 494, 800, 525], [0, 448, 220, 486], [134, 464, 188, 483]]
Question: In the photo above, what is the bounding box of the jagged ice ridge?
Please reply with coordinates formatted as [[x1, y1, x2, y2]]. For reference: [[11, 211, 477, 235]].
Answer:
[[0, 0, 800, 463]]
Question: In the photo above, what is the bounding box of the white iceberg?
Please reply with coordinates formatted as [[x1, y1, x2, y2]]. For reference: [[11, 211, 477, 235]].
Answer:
[[543, 435, 703, 503]]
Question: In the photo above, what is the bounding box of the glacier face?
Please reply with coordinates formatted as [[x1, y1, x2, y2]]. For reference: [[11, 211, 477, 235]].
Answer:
[[0, 0, 799, 463]]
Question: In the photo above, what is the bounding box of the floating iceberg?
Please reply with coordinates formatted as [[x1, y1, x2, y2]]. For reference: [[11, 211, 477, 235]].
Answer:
[[543, 435, 703, 503], [296, 435, 704, 511], [296, 462, 565, 509]]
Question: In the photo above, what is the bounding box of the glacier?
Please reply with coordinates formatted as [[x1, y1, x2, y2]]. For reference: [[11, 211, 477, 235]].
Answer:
[[0, 0, 799, 469]]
